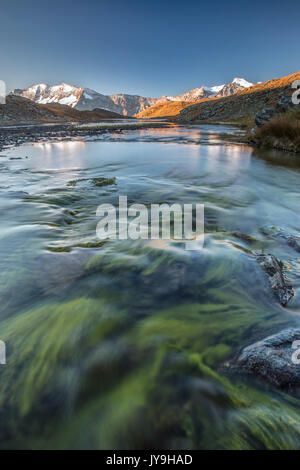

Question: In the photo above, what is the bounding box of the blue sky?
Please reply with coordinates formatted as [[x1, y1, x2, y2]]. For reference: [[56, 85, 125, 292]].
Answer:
[[1, 0, 299, 96]]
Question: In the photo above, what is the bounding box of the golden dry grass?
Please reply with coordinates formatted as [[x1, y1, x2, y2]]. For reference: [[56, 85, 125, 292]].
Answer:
[[135, 100, 198, 118], [234, 71, 300, 96], [136, 70, 300, 120], [254, 109, 300, 152]]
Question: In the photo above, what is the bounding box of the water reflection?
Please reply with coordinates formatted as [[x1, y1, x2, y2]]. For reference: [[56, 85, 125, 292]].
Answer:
[[252, 147, 300, 170], [34, 140, 86, 153]]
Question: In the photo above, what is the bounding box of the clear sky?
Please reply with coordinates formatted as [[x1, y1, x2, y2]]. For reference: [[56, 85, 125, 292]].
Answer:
[[1, 0, 299, 97]]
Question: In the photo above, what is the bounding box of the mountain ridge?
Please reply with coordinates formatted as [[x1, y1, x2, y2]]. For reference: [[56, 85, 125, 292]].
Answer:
[[178, 71, 300, 124], [11, 84, 160, 117], [0, 94, 123, 124], [12, 78, 255, 116], [136, 71, 299, 120]]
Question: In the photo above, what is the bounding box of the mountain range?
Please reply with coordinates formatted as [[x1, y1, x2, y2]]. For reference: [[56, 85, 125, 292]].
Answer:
[[11, 78, 255, 116], [2, 71, 298, 125], [11, 84, 159, 117], [178, 71, 300, 123]]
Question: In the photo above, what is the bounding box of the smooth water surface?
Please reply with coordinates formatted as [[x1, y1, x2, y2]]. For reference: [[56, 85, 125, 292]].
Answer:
[[0, 124, 300, 449]]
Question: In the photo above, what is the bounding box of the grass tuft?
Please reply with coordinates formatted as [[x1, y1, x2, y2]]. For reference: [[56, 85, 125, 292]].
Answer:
[[254, 109, 300, 152]]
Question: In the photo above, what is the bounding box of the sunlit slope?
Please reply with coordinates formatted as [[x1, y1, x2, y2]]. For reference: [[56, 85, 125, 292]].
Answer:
[[41, 103, 123, 120], [134, 100, 202, 118], [136, 71, 300, 122], [179, 71, 300, 123]]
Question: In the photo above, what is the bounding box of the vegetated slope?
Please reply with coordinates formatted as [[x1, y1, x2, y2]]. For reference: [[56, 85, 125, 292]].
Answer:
[[0, 95, 61, 123], [254, 108, 300, 153], [135, 100, 199, 118], [159, 78, 254, 102], [0, 95, 124, 124], [178, 71, 300, 124], [136, 78, 257, 118], [12, 78, 255, 117], [41, 103, 123, 120]]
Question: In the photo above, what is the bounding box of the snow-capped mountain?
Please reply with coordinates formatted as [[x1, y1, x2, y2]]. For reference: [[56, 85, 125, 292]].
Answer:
[[12, 83, 83, 107], [232, 77, 254, 88], [164, 78, 255, 102], [162, 86, 214, 102], [216, 78, 255, 97], [12, 78, 255, 116], [12, 84, 160, 116], [206, 84, 226, 95]]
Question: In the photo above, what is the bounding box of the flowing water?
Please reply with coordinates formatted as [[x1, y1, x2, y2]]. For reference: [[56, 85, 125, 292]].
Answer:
[[0, 123, 300, 449]]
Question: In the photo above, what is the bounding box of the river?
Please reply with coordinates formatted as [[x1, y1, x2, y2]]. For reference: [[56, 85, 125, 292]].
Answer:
[[0, 123, 300, 449]]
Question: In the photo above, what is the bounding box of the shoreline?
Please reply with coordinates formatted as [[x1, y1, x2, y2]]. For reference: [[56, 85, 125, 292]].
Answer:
[[178, 118, 300, 155], [1, 119, 299, 157], [0, 121, 172, 153]]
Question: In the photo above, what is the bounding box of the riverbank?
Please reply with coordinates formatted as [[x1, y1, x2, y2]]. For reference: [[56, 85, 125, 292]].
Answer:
[[177, 114, 300, 155], [2, 113, 298, 158], [250, 109, 300, 154], [0, 121, 172, 153]]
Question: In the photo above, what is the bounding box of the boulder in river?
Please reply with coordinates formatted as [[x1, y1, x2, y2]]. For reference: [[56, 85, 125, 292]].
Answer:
[[256, 253, 294, 306], [229, 328, 300, 388], [261, 227, 300, 254]]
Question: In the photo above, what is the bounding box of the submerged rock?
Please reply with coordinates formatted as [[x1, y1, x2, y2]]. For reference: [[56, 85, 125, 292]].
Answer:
[[256, 253, 294, 306], [261, 227, 300, 254], [230, 328, 300, 388], [67, 177, 116, 187]]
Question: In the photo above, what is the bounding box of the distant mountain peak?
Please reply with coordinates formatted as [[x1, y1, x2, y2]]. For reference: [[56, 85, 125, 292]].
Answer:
[[232, 77, 254, 88], [12, 77, 256, 116], [11, 83, 160, 116], [164, 77, 255, 103], [205, 84, 225, 94]]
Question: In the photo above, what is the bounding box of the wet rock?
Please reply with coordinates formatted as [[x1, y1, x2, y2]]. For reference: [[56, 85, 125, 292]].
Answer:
[[277, 95, 297, 113], [256, 253, 294, 306], [254, 95, 297, 128], [260, 227, 300, 254], [287, 236, 300, 253], [67, 177, 116, 187], [273, 232, 300, 253], [232, 232, 256, 243], [255, 107, 279, 127], [230, 328, 300, 388]]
